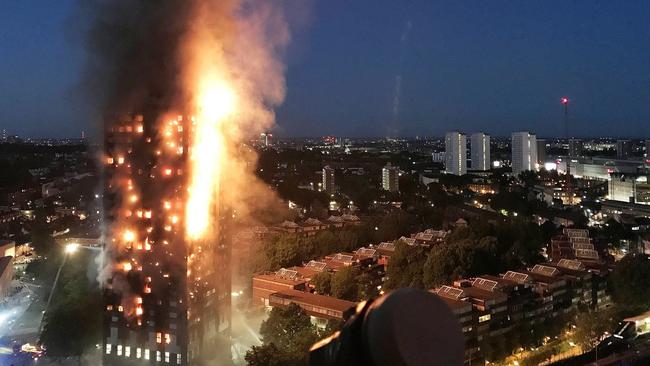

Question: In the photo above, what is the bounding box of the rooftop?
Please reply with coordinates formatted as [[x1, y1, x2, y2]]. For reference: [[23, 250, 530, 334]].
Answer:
[[253, 272, 307, 286], [355, 247, 377, 258], [432, 292, 473, 313], [376, 242, 395, 251], [269, 289, 357, 313], [302, 218, 323, 226], [460, 285, 508, 302]]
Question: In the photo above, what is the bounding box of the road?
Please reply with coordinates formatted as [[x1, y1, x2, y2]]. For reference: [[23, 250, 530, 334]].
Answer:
[[0, 280, 44, 366]]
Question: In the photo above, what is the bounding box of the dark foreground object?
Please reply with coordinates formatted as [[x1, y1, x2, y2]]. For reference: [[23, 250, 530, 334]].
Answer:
[[309, 288, 464, 366]]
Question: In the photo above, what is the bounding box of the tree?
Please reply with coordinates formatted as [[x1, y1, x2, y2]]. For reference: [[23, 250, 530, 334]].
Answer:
[[310, 231, 339, 258], [30, 207, 55, 255], [245, 343, 289, 366], [331, 266, 360, 301], [357, 271, 380, 300], [265, 234, 303, 270], [257, 303, 319, 365], [610, 254, 650, 311], [598, 218, 633, 248], [310, 199, 328, 218], [40, 294, 102, 363], [423, 241, 461, 287], [40, 252, 102, 363], [384, 240, 427, 290], [311, 271, 332, 295], [572, 308, 619, 350], [423, 233, 500, 288]]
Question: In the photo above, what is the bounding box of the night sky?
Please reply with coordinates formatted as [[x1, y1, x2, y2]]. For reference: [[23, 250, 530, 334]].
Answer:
[[1, 0, 649, 138]]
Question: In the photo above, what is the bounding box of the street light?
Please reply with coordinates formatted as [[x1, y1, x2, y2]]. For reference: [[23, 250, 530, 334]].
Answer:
[[65, 242, 79, 254]]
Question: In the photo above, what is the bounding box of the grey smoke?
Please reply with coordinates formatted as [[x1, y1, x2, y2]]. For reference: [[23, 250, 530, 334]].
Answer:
[[391, 20, 412, 136]]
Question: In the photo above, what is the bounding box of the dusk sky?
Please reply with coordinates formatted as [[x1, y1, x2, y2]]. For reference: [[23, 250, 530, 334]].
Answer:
[[1, 0, 649, 138]]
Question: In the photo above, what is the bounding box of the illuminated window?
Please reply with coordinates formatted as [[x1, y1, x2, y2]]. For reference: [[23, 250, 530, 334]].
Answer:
[[125, 346, 130, 357], [117, 157, 125, 164], [165, 352, 170, 363], [117, 345, 122, 356], [479, 314, 491, 323], [156, 332, 162, 343], [106, 305, 113, 311], [156, 351, 162, 362], [144, 349, 150, 360], [165, 333, 171, 344], [105, 344, 111, 355], [106, 157, 114, 164], [136, 348, 141, 359], [177, 354, 182, 364]]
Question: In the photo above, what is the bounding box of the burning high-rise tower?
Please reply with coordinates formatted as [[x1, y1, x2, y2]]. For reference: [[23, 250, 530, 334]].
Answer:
[[103, 113, 231, 365], [89, 1, 292, 365]]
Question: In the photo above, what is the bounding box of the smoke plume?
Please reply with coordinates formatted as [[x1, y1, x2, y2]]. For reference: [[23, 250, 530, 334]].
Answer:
[[390, 20, 412, 136]]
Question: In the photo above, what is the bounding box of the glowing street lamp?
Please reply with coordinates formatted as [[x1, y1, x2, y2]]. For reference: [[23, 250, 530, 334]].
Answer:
[[65, 242, 79, 254]]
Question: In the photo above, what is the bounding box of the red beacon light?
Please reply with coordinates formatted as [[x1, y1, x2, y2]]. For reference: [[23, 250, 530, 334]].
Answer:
[[560, 97, 569, 105]]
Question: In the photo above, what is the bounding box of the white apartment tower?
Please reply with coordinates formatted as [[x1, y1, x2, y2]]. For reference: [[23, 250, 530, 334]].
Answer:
[[445, 132, 467, 176], [382, 163, 400, 192], [322, 165, 335, 194], [471, 133, 490, 171], [511, 132, 538, 174]]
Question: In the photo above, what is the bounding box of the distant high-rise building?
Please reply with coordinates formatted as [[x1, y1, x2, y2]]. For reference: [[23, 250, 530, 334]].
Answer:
[[0, 129, 6, 142], [259, 132, 272, 147], [470, 133, 490, 171], [536, 139, 547, 165], [431, 152, 445, 163], [645, 140, 650, 159], [382, 163, 399, 192], [322, 165, 335, 194], [511, 132, 538, 174], [445, 132, 467, 176], [608, 173, 650, 204], [617, 139, 631, 159], [568, 138, 583, 158]]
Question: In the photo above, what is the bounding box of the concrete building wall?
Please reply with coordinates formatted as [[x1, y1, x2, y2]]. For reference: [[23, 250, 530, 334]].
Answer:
[[445, 132, 467, 176], [471, 133, 490, 171], [512, 132, 538, 174]]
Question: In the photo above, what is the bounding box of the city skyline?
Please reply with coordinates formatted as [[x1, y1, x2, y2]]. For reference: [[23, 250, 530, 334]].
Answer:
[[2, 1, 650, 138]]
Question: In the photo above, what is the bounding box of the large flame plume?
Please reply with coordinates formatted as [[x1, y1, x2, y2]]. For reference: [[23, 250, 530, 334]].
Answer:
[[183, 0, 290, 242]]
